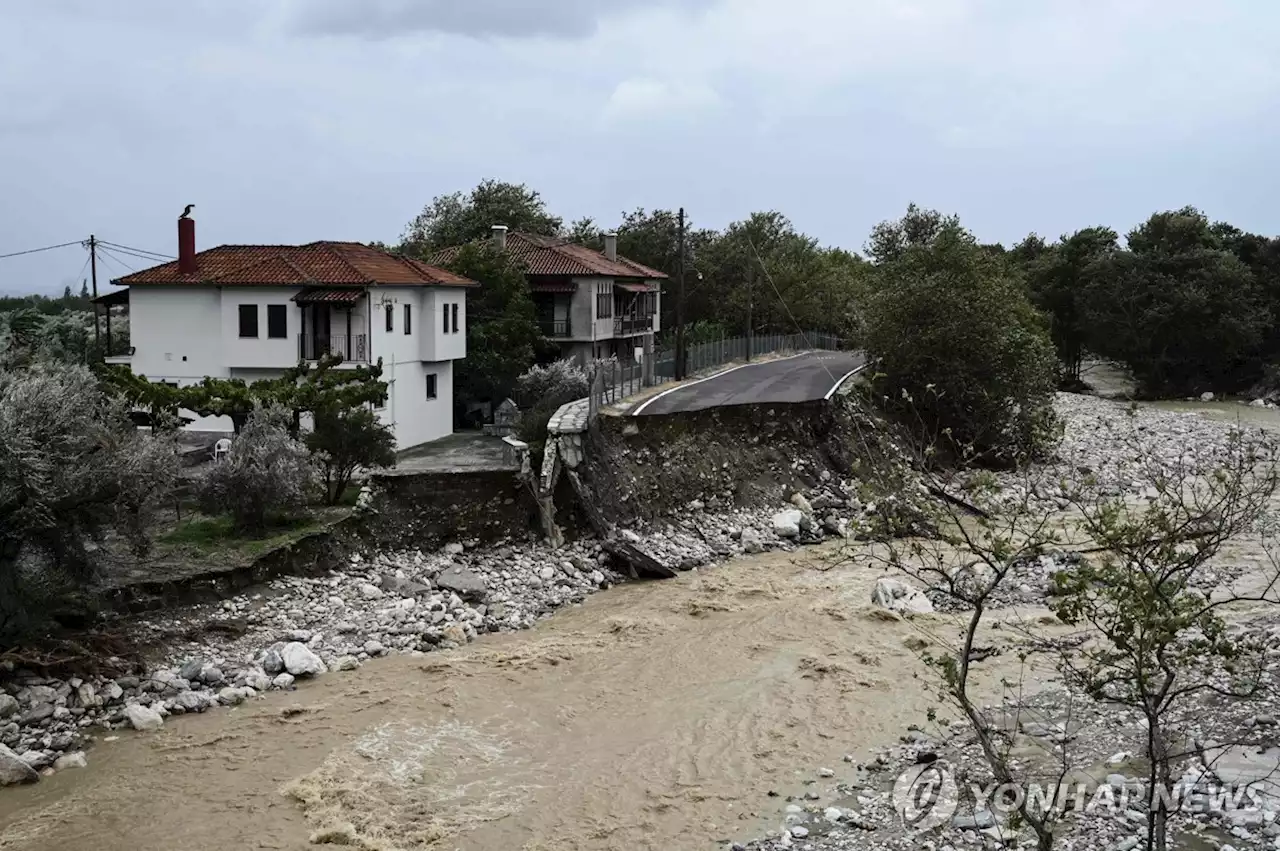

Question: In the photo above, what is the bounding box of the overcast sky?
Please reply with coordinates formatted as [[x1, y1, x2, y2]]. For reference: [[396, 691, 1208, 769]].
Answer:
[[2, 0, 1278, 294]]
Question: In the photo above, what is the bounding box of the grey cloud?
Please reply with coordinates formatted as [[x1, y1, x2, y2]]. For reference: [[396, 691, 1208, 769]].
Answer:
[[286, 0, 714, 39]]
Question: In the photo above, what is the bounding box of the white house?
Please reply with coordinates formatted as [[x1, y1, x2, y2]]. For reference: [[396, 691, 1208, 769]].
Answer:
[[101, 216, 477, 449], [434, 226, 666, 366]]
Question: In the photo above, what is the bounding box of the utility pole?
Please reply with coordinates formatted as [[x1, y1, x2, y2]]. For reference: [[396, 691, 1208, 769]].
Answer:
[[746, 266, 754, 362], [89, 235, 100, 349], [675, 207, 687, 380]]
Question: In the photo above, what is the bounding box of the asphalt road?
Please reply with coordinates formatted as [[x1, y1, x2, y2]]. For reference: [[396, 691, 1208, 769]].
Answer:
[[632, 350, 867, 416]]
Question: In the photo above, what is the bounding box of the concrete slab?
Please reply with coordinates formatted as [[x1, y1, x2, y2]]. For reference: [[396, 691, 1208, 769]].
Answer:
[[392, 431, 518, 474]]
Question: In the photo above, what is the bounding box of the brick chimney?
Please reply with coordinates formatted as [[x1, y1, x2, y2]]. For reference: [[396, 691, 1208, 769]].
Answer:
[[178, 216, 197, 274], [491, 224, 508, 251], [604, 232, 618, 262]]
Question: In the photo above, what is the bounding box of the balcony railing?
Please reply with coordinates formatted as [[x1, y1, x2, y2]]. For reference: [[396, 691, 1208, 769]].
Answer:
[[539, 318, 571, 338], [299, 334, 368, 362], [613, 314, 655, 336]]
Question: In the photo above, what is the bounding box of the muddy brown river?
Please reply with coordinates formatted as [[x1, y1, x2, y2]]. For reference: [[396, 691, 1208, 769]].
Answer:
[[0, 545, 1049, 851]]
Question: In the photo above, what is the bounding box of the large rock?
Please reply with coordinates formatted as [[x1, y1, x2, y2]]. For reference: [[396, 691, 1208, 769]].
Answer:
[[0, 694, 19, 719], [436, 567, 487, 602], [124, 703, 164, 731], [20, 703, 54, 725], [740, 527, 765, 555], [772, 509, 804, 538], [178, 658, 207, 681], [282, 642, 327, 677], [53, 752, 88, 771], [0, 744, 38, 786], [262, 647, 285, 676], [381, 574, 432, 598], [172, 691, 212, 713], [871, 577, 934, 616]]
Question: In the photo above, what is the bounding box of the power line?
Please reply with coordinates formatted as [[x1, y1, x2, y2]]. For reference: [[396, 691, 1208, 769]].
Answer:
[[0, 239, 85, 261], [97, 245, 172, 267], [98, 240, 173, 261], [94, 248, 135, 280], [96, 246, 140, 274]]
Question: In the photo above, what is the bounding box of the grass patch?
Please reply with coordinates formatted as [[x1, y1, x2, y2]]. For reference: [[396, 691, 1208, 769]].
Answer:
[[160, 513, 327, 558]]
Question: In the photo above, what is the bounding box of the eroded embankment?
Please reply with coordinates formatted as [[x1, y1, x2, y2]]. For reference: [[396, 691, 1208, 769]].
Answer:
[[577, 398, 911, 527]]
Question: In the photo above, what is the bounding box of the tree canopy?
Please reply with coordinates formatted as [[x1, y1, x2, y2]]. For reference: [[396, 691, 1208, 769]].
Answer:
[[399, 179, 563, 257]]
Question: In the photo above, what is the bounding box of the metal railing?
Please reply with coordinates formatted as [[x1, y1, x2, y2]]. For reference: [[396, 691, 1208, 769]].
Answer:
[[538, 318, 571, 338], [613, 314, 654, 335], [587, 330, 849, 419], [298, 334, 368, 362]]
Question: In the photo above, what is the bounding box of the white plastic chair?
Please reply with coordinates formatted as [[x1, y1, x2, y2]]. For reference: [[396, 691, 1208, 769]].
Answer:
[[212, 438, 232, 463]]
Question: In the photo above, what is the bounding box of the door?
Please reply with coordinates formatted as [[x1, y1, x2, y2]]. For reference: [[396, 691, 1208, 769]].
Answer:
[[313, 306, 331, 358]]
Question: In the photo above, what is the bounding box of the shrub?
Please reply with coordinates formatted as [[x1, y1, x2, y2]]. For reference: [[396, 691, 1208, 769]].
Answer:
[[0, 362, 179, 640], [200, 405, 317, 533], [514, 359, 589, 446], [865, 207, 1060, 465], [305, 406, 397, 505]]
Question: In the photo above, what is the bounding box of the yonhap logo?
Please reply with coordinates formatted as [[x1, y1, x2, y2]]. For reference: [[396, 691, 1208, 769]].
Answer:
[[892, 762, 958, 831]]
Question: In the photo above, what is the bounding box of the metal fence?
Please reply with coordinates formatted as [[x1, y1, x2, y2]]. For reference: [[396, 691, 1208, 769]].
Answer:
[[587, 331, 848, 419]]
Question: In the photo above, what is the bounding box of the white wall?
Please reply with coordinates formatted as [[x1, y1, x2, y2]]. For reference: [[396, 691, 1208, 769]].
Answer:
[[578, 277, 608, 342], [129, 286, 228, 381], [378, 359, 453, 449], [368, 287, 421, 366], [418, 289, 467, 362], [218, 287, 302, 368]]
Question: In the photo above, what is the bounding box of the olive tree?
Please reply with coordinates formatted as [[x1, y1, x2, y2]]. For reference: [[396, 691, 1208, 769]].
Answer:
[[0, 362, 179, 640], [199, 405, 317, 533]]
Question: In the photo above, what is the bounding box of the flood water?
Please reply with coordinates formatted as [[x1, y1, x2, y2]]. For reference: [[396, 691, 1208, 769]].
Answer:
[[0, 545, 1043, 851]]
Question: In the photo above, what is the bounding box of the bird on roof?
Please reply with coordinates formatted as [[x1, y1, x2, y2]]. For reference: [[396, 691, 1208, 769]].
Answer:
[[179, 204, 195, 220]]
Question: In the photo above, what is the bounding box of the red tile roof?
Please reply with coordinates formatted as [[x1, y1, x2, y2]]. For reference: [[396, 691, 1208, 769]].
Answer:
[[113, 241, 476, 288], [432, 232, 667, 280]]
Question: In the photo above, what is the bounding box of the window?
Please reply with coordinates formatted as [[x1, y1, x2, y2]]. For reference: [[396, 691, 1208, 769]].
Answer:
[[385, 304, 394, 333], [596, 282, 612, 318], [267, 304, 287, 339], [425, 373, 438, 399], [238, 304, 258, 338], [451, 303, 459, 333], [442, 303, 450, 333], [404, 304, 412, 335]]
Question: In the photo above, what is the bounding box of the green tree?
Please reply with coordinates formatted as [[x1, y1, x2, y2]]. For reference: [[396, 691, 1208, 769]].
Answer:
[[565, 216, 604, 248], [1082, 208, 1268, 395], [99, 354, 389, 434], [306, 406, 396, 505], [442, 242, 542, 421], [1015, 227, 1120, 383], [400, 179, 563, 256], [864, 206, 1060, 464]]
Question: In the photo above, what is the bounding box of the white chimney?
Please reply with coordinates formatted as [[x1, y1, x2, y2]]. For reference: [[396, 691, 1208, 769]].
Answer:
[[604, 232, 618, 262], [492, 224, 508, 251]]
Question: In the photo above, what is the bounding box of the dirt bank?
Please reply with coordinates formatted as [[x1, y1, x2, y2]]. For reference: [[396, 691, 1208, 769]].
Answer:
[[580, 398, 907, 526], [0, 544, 1052, 851]]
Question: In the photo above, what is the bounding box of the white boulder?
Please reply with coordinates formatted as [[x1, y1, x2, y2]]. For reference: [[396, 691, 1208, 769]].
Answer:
[[124, 703, 164, 732], [282, 642, 327, 677]]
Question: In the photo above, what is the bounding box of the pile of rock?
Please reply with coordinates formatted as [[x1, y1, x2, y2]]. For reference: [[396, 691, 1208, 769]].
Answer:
[[988, 393, 1275, 511]]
